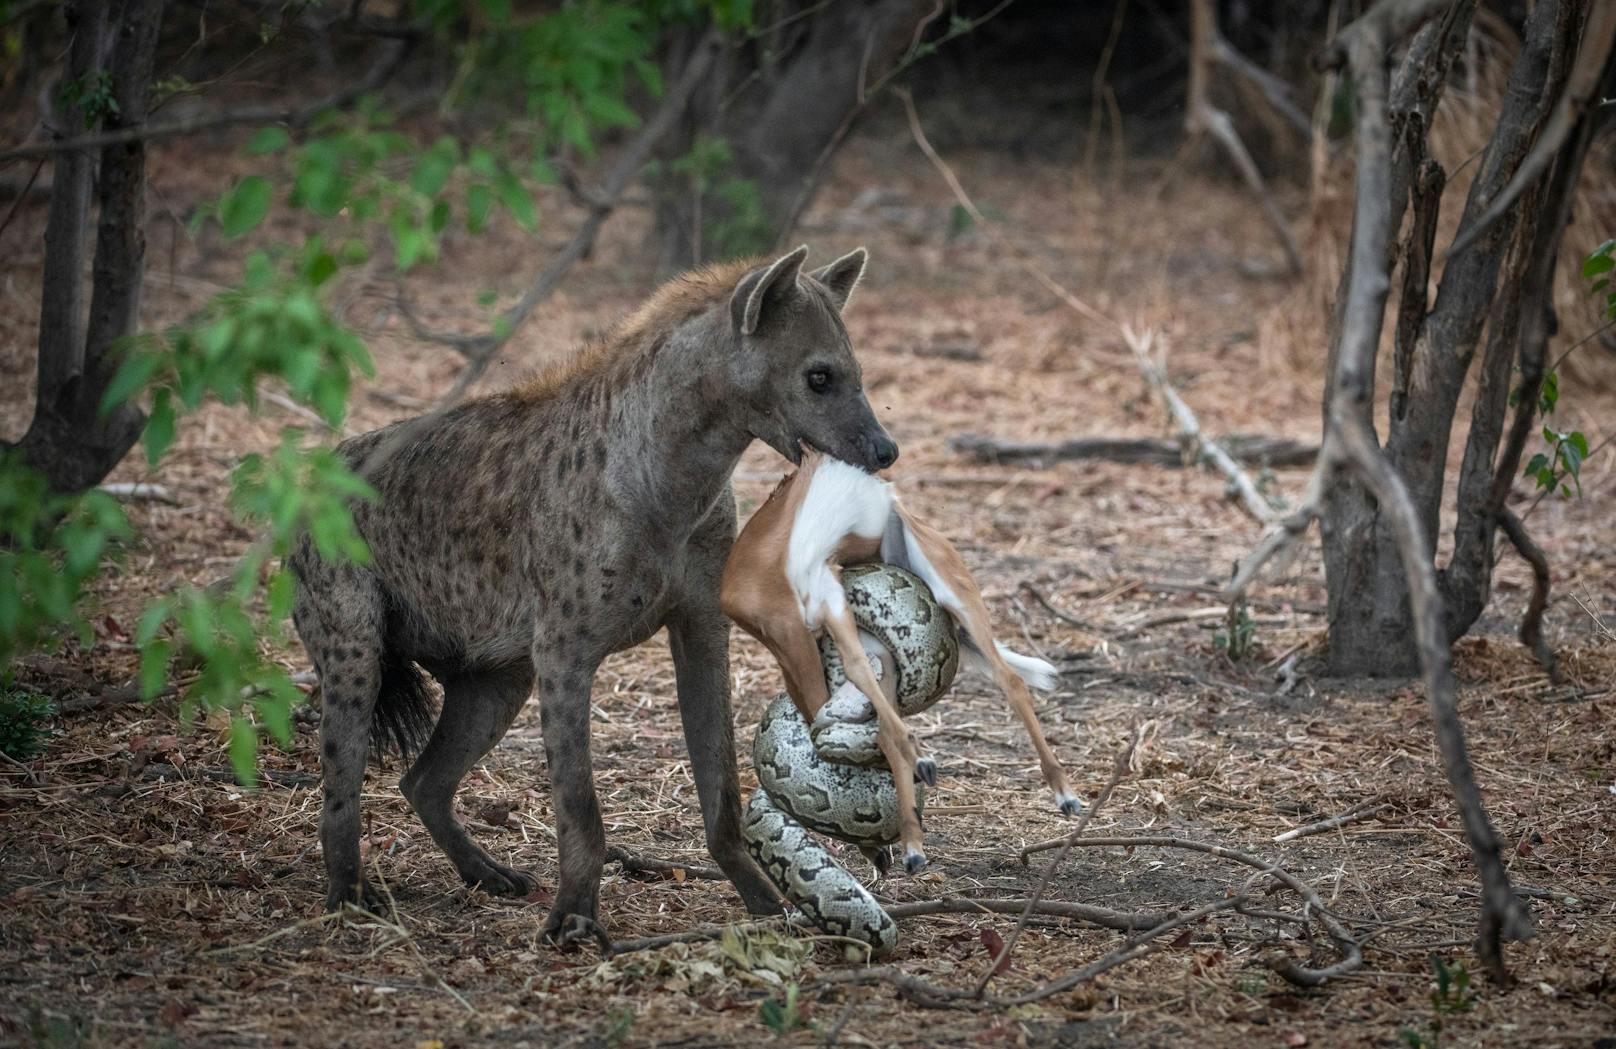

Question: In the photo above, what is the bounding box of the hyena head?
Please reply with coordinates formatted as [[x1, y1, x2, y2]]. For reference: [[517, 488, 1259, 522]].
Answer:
[[727, 245, 898, 472]]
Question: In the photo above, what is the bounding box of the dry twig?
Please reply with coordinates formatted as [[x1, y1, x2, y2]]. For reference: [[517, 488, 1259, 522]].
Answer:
[[974, 738, 1135, 992], [1018, 832, 1362, 986], [1273, 797, 1391, 843]]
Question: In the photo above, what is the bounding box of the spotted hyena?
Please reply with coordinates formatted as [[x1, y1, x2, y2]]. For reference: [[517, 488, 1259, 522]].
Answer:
[[289, 245, 897, 945]]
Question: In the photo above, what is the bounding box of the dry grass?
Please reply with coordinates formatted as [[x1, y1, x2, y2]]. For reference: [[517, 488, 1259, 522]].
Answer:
[[3, 83, 1616, 1047]]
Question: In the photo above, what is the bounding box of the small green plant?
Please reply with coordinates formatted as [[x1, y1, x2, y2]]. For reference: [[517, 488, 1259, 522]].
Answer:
[[1582, 238, 1616, 318], [1399, 954, 1475, 1048], [598, 1003, 635, 1046], [1524, 425, 1589, 498], [59, 70, 119, 127], [758, 982, 812, 1037], [0, 689, 56, 760], [1215, 601, 1257, 661]]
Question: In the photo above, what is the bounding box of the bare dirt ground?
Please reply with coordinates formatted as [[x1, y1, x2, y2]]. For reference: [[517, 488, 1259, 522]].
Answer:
[[3, 97, 1616, 1048]]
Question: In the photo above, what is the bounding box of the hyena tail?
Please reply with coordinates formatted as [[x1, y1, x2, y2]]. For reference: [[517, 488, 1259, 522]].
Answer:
[[373, 647, 438, 760]]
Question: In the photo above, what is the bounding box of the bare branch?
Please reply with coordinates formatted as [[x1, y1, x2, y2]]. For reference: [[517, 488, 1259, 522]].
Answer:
[[1497, 509, 1560, 684], [1272, 797, 1390, 843], [1447, 2, 1616, 257], [1017, 833, 1362, 987], [1317, 0, 1532, 981], [405, 34, 720, 400], [974, 738, 1134, 994], [1184, 0, 1302, 276], [0, 39, 412, 163]]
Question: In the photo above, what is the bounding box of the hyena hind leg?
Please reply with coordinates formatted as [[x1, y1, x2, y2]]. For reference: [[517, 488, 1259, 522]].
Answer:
[[400, 662, 537, 896], [294, 591, 387, 913]]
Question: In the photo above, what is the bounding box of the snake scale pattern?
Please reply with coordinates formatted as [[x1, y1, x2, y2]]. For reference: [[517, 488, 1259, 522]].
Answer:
[[740, 564, 960, 955]]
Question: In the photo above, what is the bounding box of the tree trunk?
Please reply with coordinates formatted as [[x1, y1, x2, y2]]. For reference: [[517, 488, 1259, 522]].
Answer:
[[1321, 0, 1573, 676], [652, 0, 936, 270], [14, 0, 160, 494]]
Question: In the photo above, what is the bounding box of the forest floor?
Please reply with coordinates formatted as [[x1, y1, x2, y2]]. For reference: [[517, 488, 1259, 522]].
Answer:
[[3, 94, 1616, 1049]]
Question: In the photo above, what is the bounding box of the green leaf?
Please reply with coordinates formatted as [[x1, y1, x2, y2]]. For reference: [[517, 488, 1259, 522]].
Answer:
[[139, 638, 172, 699], [305, 252, 339, 288], [1582, 249, 1615, 279], [246, 126, 291, 156], [144, 388, 176, 468], [410, 148, 456, 198], [495, 171, 536, 231], [100, 352, 164, 414], [219, 175, 273, 238], [466, 182, 493, 233], [228, 716, 260, 788]]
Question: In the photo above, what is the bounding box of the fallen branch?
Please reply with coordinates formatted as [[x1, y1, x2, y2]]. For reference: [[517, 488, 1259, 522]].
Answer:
[[138, 763, 316, 788], [1124, 326, 1283, 525], [1016, 583, 1094, 630], [1497, 509, 1561, 684], [1017, 832, 1362, 987], [605, 847, 724, 882], [882, 897, 1174, 931], [98, 481, 178, 504], [606, 894, 1169, 958], [1273, 797, 1391, 843], [810, 897, 1245, 1010], [948, 433, 1318, 469]]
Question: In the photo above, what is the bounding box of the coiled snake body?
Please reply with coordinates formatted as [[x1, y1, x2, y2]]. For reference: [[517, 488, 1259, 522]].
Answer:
[[740, 563, 960, 955]]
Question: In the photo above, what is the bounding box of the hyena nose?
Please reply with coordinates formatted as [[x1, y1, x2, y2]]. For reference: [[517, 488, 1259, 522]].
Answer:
[[869, 433, 899, 470]]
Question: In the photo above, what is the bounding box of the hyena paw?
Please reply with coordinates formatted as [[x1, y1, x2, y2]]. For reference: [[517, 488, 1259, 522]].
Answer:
[[541, 910, 611, 952], [325, 878, 385, 915], [462, 860, 537, 897]]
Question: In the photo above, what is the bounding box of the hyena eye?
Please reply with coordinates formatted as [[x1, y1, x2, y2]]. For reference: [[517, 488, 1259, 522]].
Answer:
[[805, 368, 832, 393]]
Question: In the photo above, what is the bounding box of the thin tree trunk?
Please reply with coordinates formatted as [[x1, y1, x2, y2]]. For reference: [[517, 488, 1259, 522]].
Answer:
[[652, 0, 935, 270], [1443, 54, 1603, 645], [1323, 0, 1571, 676], [15, 0, 159, 494]]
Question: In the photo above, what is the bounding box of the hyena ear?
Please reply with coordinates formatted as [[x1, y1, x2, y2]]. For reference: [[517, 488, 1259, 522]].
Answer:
[[809, 247, 867, 312], [732, 244, 810, 336]]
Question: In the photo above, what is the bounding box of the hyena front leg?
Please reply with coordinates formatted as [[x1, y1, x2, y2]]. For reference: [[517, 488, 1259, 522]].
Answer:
[[292, 571, 386, 912], [400, 661, 536, 895], [667, 606, 783, 917], [533, 639, 609, 948]]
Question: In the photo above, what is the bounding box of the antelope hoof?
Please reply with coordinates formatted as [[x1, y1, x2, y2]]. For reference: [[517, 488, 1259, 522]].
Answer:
[[915, 757, 938, 787], [903, 848, 927, 876], [1056, 791, 1084, 817]]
